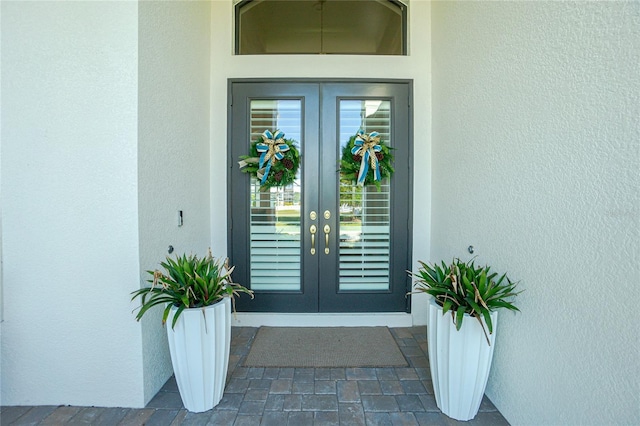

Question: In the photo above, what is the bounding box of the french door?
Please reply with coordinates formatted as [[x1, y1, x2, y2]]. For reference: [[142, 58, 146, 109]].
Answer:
[[228, 80, 412, 313]]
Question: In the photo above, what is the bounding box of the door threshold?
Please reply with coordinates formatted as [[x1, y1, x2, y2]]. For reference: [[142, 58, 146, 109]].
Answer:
[[232, 313, 413, 328]]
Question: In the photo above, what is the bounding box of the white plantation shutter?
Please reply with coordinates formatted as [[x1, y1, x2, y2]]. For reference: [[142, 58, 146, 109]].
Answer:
[[249, 100, 302, 291], [339, 184, 391, 290], [338, 101, 392, 291]]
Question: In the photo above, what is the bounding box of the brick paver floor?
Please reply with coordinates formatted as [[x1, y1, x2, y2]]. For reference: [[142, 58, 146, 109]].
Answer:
[[1, 327, 509, 425]]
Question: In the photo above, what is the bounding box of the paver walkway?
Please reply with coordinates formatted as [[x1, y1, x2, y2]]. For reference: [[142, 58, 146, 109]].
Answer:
[[1, 327, 509, 425]]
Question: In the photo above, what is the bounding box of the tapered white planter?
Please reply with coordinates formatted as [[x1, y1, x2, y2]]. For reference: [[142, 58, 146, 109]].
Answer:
[[427, 298, 498, 421], [166, 297, 231, 413]]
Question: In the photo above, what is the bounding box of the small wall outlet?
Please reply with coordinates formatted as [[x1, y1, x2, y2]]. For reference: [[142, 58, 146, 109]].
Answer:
[[178, 210, 183, 227]]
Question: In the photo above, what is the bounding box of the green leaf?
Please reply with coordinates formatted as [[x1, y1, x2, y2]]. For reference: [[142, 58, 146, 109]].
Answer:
[[462, 274, 472, 291], [491, 300, 520, 311], [442, 299, 453, 314], [162, 304, 172, 325], [482, 310, 493, 334], [479, 270, 487, 294], [465, 297, 483, 316], [171, 305, 186, 329], [455, 306, 465, 330]]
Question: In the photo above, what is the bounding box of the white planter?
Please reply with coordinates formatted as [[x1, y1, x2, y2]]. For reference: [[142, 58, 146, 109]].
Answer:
[[166, 297, 231, 413], [427, 298, 498, 421]]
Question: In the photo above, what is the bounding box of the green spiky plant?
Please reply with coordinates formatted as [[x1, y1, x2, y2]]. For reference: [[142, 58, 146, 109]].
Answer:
[[409, 258, 521, 345], [131, 250, 253, 329]]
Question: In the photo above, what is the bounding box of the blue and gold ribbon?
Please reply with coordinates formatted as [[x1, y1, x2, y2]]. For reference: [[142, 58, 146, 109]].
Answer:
[[351, 130, 382, 186], [256, 130, 290, 184]]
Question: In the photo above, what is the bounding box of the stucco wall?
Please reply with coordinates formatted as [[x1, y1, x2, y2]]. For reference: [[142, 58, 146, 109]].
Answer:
[[138, 0, 212, 403], [213, 0, 432, 324], [1, 1, 144, 407], [431, 1, 639, 424]]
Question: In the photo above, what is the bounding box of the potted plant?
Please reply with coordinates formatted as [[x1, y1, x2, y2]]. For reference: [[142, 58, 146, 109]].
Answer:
[[131, 250, 253, 413], [410, 258, 520, 421]]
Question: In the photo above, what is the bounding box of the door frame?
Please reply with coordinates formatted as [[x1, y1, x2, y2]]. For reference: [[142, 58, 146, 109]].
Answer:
[[227, 78, 414, 313]]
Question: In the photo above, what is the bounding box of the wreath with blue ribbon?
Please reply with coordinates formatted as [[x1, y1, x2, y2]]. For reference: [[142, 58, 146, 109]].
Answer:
[[340, 130, 394, 190], [238, 130, 300, 189]]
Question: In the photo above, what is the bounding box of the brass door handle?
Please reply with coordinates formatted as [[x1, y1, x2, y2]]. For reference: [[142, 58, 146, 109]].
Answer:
[[310, 224, 317, 255], [323, 224, 330, 255]]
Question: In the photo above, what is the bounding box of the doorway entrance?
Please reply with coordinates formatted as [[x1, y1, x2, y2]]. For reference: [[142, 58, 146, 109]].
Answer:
[[228, 80, 412, 313]]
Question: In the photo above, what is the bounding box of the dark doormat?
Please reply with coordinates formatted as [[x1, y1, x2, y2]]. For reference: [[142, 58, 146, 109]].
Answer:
[[243, 326, 408, 368]]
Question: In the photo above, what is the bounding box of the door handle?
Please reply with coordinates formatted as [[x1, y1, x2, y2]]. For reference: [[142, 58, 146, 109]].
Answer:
[[310, 224, 317, 255], [323, 224, 330, 255]]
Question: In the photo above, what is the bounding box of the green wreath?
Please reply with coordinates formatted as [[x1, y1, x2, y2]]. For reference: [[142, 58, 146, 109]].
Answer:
[[340, 130, 394, 190], [238, 130, 300, 189]]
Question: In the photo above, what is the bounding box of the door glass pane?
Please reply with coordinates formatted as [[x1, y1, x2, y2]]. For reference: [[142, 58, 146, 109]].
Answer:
[[338, 100, 391, 291], [249, 100, 302, 291]]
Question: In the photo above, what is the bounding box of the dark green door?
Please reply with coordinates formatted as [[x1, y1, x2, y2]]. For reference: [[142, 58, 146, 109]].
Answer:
[[229, 80, 412, 313]]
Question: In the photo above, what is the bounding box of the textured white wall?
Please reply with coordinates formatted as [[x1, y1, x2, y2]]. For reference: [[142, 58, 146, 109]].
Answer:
[[431, 1, 639, 425], [212, 0, 432, 324], [1, 1, 144, 407], [137, 0, 212, 403]]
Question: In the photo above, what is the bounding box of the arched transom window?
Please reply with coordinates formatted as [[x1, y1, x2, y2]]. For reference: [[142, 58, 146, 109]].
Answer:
[[236, 0, 407, 55]]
